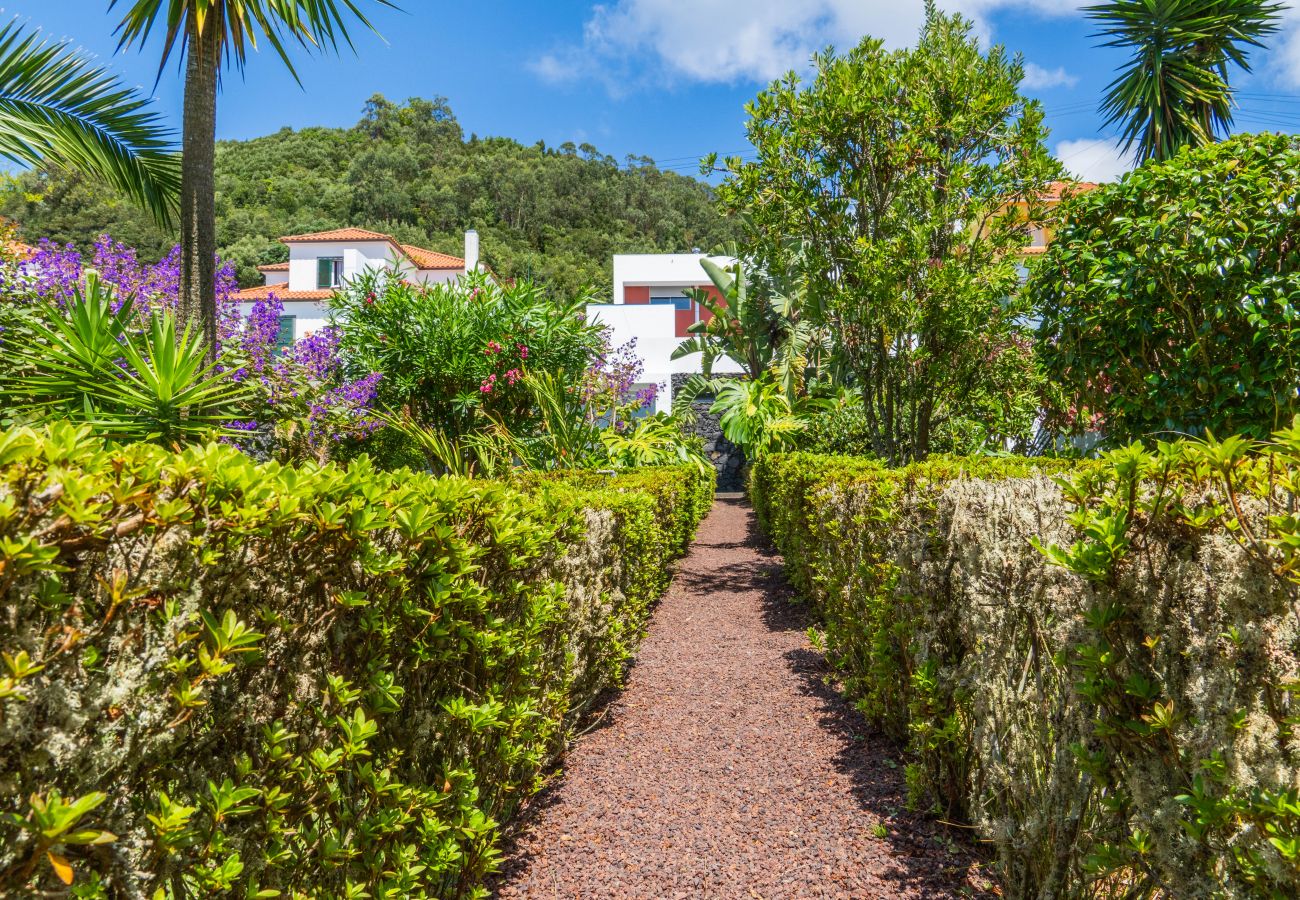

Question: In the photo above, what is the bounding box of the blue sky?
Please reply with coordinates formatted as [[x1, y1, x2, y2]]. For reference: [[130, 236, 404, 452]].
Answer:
[[9, 1, 1300, 182]]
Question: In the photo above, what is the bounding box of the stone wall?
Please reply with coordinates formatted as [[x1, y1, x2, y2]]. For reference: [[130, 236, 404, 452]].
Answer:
[[671, 373, 746, 491]]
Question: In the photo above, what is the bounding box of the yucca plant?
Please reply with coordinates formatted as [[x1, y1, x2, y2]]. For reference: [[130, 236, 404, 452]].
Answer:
[[0, 18, 178, 227], [5, 271, 251, 443], [1088, 0, 1282, 162]]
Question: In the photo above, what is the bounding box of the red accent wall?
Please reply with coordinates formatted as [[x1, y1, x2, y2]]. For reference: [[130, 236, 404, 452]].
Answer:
[[675, 308, 695, 337], [696, 285, 723, 324], [624, 285, 650, 304]]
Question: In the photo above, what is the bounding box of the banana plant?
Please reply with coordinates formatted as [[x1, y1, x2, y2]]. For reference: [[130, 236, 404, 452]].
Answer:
[[600, 414, 711, 474], [671, 246, 831, 421]]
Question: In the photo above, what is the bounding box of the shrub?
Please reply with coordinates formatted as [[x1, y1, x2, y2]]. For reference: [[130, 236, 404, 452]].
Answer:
[[1032, 133, 1300, 444], [332, 271, 605, 442], [0, 423, 712, 898], [752, 445, 1299, 898]]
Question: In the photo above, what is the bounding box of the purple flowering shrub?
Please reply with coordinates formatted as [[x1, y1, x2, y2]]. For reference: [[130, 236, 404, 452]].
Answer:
[[579, 335, 659, 430], [0, 236, 381, 459]]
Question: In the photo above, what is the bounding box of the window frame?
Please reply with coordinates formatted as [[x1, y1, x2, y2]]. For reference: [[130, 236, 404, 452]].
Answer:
[[317, 256, 344, 289]]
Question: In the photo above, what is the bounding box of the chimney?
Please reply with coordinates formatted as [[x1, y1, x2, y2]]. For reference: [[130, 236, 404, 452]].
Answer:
[[464, 229, 480, 273]]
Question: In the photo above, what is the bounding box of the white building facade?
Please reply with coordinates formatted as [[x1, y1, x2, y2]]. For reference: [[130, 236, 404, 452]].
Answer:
[[235, 228, 478, 346], [587, 253, 744, 414]]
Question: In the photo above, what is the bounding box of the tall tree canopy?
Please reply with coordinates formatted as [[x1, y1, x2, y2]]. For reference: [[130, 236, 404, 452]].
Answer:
[[1, 95, 736, 298], [712, 6, 1060, 463]]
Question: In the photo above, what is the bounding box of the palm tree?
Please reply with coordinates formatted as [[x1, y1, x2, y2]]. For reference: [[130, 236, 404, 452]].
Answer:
[[1088, 0, 1282, 163], [0, 18, 178, 229], [111, 0, 395, 360]]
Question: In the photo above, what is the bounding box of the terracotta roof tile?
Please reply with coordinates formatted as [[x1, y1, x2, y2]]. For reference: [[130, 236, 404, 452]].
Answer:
[[257, 261, 289, 272], [234, 285, 334, 301], [1040, 180, 1099, 200], [276, 228, 465, 271], [280, 228, 394, 243], [400, 243, 464, 270]]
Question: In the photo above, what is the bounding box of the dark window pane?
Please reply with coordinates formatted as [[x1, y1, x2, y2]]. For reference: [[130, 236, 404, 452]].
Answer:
[[650, 296, 692, 311]]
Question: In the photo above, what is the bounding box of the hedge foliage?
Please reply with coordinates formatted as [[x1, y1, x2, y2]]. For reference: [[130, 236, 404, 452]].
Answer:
[[752, 448, 1300, 898], [0, 423, 713, 898]]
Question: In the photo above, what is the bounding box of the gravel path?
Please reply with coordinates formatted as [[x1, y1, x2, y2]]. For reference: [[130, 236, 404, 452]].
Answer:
[[493, 497, 995, 899]]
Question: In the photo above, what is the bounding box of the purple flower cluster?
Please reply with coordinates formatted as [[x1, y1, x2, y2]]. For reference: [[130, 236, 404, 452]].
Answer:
[[254, 324, 383, 447], [0, 233, 384, 456], [6, 235, 246, 348], [581, 336, 659, 427]]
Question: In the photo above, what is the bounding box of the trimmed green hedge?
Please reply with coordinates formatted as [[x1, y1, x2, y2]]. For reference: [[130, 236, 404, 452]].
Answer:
[[0, 424, 712, 898], [752, 449, 1300, 898]]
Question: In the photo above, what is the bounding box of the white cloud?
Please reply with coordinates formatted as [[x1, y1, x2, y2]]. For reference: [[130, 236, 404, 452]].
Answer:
[[1022, 62, 1078, 89], [534, 0, 1088, 91], [1055, 138, 1136, 183], [1272, 5, 1300, 87]]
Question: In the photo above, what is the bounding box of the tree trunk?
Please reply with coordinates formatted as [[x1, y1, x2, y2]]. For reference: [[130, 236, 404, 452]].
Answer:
[[181, 15, 220, 362]]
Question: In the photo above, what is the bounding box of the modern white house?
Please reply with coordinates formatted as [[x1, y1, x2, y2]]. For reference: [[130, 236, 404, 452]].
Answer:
[[587, 253, 744, 413], [235, 228, 479, 346]]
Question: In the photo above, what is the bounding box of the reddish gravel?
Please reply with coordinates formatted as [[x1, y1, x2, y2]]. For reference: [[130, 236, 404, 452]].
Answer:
[[493, 496, 996, 899]]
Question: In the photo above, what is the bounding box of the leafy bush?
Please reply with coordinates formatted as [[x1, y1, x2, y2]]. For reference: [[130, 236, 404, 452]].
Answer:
[[0, 423, 712, 897], [752, 445, 1299, 898], [1032, 133, 1300, 444], [332, 271, 605, 442]]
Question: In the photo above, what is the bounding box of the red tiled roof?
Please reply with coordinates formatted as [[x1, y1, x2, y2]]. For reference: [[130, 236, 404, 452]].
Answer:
[[257, 261, 289, 272], [277, 228, 465, 271], [281, 228, 395, 243], [399, 243, 464, 270], [234, 285, 334, 301]]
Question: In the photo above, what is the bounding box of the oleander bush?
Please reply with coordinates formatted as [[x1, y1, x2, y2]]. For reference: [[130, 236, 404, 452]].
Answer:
[[0, 423, 711, 898], [752, 443, 1300, 898]]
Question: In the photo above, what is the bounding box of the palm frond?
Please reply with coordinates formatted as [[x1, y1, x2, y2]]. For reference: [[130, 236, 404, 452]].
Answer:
[[0, 18, 179, 228], [112, 0, 397, 83], [1087, 0, 1282, 161]]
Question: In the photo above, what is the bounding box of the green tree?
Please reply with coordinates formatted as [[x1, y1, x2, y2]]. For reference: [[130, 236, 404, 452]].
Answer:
[[0, 18, 177, 228], [1032, 133, 1300, 444], [712, 6, 1059, 463], [1088, 0, 1282, 163], [111, 0, 394, 360], [0, 96, 739, 297]]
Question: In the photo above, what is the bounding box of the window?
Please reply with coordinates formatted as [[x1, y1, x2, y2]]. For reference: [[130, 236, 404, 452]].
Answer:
[[650, 295, 692, 311], [275, 316, 296, 354], [316, 257, 344, 289]]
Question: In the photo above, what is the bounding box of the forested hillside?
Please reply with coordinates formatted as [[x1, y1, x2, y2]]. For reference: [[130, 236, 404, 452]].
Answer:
[[0, 95, 737, 296]]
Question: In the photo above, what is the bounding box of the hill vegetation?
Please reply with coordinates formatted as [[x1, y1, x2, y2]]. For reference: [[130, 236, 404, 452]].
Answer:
[[0, 95, 737, 296]]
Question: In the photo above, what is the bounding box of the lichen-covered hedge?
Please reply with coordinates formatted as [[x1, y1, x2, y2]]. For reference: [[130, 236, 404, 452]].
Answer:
[[0, 423, 713, 898], [752, 445, 1300, 899]]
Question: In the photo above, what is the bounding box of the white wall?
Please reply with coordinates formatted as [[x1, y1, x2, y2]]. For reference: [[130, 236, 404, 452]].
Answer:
[[285, 240, 405, 291], [613, 253, 733, 295], [263, 271, 289, 287], [587, 303, 744, 413], [283, 241, 462, 290], [237, 299, 330, 344]]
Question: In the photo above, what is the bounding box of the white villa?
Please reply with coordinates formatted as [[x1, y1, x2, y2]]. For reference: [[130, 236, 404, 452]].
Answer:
[[586, 253, 744, 414], [235, 228, 479, 345]]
